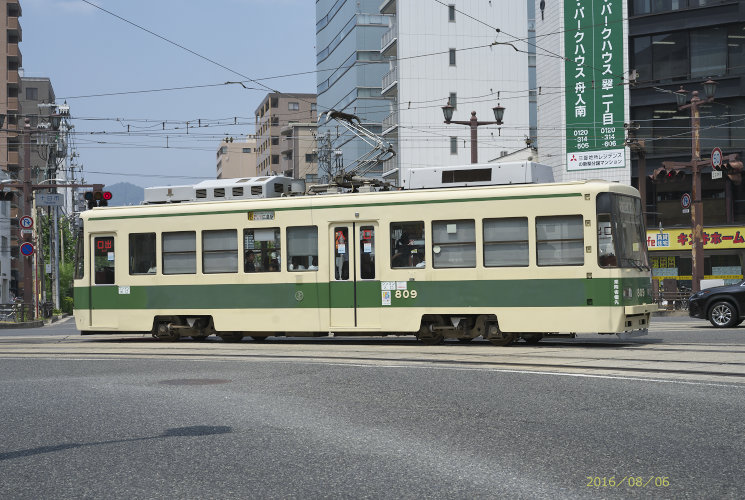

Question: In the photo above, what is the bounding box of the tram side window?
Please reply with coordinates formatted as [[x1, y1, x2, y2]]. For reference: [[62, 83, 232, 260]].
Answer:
[[536, 215, 584, 266], [203, 229, 238, 273], [432, 220, 476, 268], [390, 221, 425, 268], [244, 228, 281, 272], [129, 233, 156, 275], [93, 236, 115, 284], [162, 231, 197, 275], [483, 218, 529, 267], [287, 226, 318, 271]]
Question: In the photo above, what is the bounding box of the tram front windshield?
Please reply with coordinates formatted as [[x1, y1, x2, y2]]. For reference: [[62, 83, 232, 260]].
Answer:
[[597, 192, 649, 269]]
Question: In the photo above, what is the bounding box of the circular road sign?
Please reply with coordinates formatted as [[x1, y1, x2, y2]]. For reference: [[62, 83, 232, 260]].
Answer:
[[19, 215, 33, 229], [681, 192, 692, 209], [20, 242, 34, 256], [711, 147, 723, 169]]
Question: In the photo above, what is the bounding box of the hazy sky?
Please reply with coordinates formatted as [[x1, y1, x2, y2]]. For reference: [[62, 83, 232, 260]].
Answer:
[[19, 0, 316, 188]]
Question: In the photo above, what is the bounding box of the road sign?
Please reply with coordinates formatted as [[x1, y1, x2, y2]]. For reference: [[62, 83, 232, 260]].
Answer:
[[36, 193, 64, 206], [711, 147, 723, 169], [20, 242, 34, 256], [681, 193, 692, 209], [19, 216, 33, 229], [20, 229, 33, 235]]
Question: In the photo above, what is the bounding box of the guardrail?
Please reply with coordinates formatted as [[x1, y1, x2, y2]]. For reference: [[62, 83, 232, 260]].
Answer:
[[654, 292, 690, 311]]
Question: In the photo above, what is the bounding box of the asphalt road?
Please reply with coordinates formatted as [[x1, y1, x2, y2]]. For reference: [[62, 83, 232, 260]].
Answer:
[[0, 315, 743, 499]]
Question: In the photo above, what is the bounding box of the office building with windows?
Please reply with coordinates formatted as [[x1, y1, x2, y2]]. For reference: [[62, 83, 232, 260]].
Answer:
[[628, 0, 745, 286], [316, 0, 391, 180], [379, 0, 531, 185]]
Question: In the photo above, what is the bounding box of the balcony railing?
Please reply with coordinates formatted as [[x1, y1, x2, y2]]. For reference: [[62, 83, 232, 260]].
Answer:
[[382, 66, 398, 91], [381, 21, 397, 51], [382, 111, 398, 132]]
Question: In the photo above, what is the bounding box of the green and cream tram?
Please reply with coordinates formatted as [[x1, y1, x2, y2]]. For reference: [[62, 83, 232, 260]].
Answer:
[[73, 180, 655, 345]]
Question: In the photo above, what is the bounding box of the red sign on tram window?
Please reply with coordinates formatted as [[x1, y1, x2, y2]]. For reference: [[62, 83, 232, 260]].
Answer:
[[361, 229, 373, 240], [94, 237, 114, 256]]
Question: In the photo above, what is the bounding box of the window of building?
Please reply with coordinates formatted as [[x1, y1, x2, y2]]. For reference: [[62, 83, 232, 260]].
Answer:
[[391, 222, 425, 268], [536, 215, 584, 266], [483, 218, 529, 267], [242, 147, 252, 153], [448, 4, 456, 21], [288, 102, 300, 111], [271, 137, 280, 146], [163, 231, 196, 274], [691, 27, 726, 78], [244, 228, 281, 272], [311, 103, 317, 112], [449, 92, 457, 109], [652, 32, 687, 81], [270, 97, 279, 108], [25, 87, 38, 100], [729, 24, 745, 74], [271, 155, 280, 164], [203, 229, 238, 274], [287, 226, 318, 272], [449, 48, 456, 66], [129, 233, 156, 274], [93, 236, 115, 284], [432, 220, 475, 268], [450, 136, 458, 155], [305, 153, 317, 163]]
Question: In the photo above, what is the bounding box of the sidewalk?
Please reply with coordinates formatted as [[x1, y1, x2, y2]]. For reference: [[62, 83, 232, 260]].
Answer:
[[0, 313, 70, 329]]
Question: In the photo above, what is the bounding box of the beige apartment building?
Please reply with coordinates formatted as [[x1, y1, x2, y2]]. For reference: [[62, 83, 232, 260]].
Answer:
[[280, 122, 318, 181], [254, 93, 316, 177], [1, 1, 21, 176], [216, 135, 258, 179]]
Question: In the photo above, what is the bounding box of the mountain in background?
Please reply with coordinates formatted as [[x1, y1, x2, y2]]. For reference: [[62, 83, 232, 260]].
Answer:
[[104, 182, 145, 206]]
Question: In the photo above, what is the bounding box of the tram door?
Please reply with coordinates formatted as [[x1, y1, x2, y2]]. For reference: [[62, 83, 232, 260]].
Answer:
[[329, 223, 379, 329], [89, 234, 118, 329]]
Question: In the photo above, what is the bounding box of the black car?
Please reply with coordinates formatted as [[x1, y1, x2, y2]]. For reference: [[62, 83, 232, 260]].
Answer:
[[689, 281, 745, 328]]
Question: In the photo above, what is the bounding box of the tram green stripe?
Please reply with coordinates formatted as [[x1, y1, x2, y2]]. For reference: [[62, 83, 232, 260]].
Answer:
[[87, 193, 582, 221], [74, 277, 652, 311]]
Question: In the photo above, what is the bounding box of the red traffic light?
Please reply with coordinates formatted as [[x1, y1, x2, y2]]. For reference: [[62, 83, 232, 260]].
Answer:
[[102, 191, 112, 200]]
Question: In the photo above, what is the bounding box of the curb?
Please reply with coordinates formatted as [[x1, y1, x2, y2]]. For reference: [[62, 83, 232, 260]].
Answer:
[[0, 320, 44, 329]]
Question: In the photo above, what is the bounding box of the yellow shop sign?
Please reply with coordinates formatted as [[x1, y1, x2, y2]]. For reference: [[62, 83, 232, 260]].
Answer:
[[646, 227, 745, 251]]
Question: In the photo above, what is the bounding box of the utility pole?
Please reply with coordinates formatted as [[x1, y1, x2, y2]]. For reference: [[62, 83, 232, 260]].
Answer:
[[22, 118, 32, 317]]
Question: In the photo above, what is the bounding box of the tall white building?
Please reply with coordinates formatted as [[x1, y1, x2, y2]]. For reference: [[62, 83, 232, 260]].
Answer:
[[379, 0, 531, 184]]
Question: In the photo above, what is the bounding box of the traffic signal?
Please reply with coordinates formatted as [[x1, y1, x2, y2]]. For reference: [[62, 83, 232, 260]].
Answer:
[[84, 188, 112, 209], [650, 167, 686, 182], [713, 156, 743, 185]]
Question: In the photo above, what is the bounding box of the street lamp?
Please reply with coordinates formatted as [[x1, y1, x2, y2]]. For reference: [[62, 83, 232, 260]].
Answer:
[[442, 102, 505, 164], [670, 79, 717, 293]]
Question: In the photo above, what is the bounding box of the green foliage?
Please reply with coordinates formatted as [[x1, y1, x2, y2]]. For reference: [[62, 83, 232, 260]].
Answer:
[[62, 296, 74, 315]]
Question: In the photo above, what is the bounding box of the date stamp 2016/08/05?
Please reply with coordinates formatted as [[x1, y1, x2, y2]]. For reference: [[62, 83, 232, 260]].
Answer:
[[586, 476, 670, 488]]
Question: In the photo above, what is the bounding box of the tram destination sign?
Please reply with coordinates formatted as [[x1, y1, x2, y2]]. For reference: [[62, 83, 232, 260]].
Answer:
[[564, 0, 626, 171]]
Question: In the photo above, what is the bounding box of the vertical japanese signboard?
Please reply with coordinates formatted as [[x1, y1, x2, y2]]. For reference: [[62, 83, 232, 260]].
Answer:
[[564, 0, 625, 171]]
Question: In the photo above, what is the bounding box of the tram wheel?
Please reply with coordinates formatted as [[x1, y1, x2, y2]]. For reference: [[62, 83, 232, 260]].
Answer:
[[153, 322, 180, 342], [417, 318, 445, 345], [485, 323, 514, 346], [521, 333, 543, 344], [219, 332, 244, 343], [251, 335, 269, 342]]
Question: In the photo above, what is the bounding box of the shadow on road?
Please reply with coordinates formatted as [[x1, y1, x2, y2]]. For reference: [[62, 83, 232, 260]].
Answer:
[[0, 425, 232, 462]]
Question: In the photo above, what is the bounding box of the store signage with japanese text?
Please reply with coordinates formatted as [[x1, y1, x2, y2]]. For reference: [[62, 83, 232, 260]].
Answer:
[[647, 227, 745, 251]]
